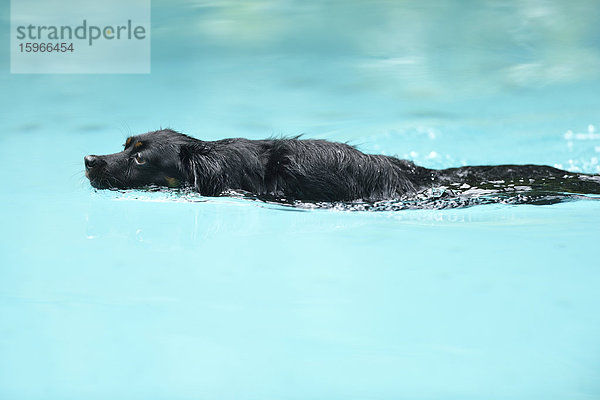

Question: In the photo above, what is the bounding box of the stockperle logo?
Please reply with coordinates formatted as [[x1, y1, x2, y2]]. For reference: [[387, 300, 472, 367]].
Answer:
[[11, 0, 150, 74]]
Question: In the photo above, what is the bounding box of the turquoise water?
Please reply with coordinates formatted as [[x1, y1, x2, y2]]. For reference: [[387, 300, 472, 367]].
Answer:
[[2, 1, 600, 398]]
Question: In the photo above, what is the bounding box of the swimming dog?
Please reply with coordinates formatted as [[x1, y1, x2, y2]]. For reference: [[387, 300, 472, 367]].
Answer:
[[85, 129, 600, 202]]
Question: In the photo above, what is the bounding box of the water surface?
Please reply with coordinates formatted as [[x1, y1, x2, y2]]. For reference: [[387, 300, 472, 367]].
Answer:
[[1, 1, 600, 399]]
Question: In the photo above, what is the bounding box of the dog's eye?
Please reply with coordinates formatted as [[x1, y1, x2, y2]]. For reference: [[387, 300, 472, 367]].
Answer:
[[134, 152, 146, 165]]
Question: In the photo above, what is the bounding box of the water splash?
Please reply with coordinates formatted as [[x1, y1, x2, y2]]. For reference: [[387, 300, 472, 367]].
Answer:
[[96, 177, 600, 211]]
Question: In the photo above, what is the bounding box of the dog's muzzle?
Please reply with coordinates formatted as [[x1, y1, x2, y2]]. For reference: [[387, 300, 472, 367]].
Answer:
[[84, 155, 107, 170], [84, 154, 107, 180]]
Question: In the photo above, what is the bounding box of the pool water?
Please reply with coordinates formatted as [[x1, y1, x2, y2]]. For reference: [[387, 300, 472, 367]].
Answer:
[[1, 1, 600, 399]]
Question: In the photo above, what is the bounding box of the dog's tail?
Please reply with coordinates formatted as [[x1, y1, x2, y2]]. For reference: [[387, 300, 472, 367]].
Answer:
[[433, 165, 600, 195]]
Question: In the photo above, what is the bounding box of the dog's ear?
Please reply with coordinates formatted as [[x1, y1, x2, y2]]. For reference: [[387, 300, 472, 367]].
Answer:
[[178, 143, 224, 195], [179, 143, 210, 165], [179, 144, 194, 166]]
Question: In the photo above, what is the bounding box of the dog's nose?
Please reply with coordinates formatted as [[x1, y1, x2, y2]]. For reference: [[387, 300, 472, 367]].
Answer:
[[84, 155, 99, 169]]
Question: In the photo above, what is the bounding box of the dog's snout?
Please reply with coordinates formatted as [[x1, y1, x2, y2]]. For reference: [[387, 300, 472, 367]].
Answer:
[[84, 155, 104, 170], [84, 155, 97, 169]]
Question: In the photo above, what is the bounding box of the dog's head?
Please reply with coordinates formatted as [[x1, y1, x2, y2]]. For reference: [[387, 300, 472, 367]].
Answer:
[[85, 129, 196, 189]]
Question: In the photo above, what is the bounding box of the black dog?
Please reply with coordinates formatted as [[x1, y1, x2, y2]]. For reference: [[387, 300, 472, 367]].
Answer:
[[85, 129, 600, 203]]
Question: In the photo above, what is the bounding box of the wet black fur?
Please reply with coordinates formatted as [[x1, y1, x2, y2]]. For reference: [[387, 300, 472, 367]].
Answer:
[[85, 129, 600, 202]]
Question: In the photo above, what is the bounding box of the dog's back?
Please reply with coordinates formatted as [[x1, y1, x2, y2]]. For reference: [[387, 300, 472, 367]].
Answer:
[[183, 137, 429, 201]]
